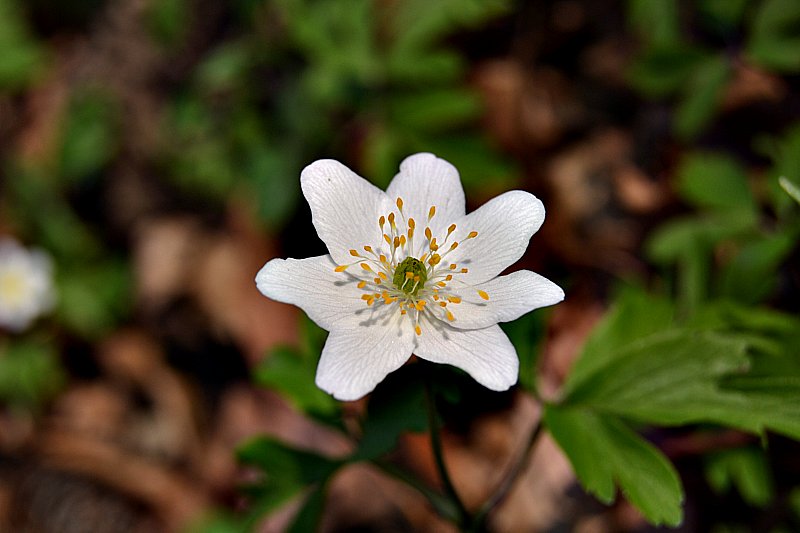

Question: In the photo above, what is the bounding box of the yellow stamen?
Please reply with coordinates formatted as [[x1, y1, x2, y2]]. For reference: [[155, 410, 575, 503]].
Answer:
[[349, 249, 359, 257], [379, 216, 385, 228], [379, 254, 387, 263], [360, 263, 372, 272], [450, 263, 457, 270], [446, 310, 455, 321], [388, 212, 396, 226], [378, 272, 388, 280], [447, 224, 456, 236], [478, 290, 489, 301], [374, 277, 381, 284], [405, 271, 414, 279], [357, 280, 367, 288], [334, 265, 348, 272], [396, 197, 403, 210], [447, 296, 461, 304], [449, 242, 458, 251], [399, 235, 406, 247], [415, 325, 421, 335], [467, 231, 478, 239], [437, 281, 447, 287], [425, 227, 432, 241], [393, 236, 400, 249], [439, 302, 447, 307], [429, 254, 441, 266], [384, 234, 392, 245], [445, 274, 453, 281], [408, 218, 415, 229], [461, 268, 468, 273], [428, 206, 436, 220], [364, 245, 373, 253]]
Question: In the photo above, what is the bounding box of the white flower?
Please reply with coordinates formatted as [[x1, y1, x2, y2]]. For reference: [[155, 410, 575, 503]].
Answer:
[[0, 238, 56, 332], [256, 153, 564, 401]]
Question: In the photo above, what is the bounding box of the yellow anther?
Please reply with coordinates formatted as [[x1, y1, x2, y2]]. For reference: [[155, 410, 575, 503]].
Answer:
[[425, 227, 432, 240], [364, 245, 373, 253], [449, 242, 458, 251], [374, 277, 381, 284], [401, 309, 407, 315], [334, 265, 348, 272], [467, 231, 478, 239], [408, 228, 414, 239], [361, 294, 371, 301], [433, 294, 440, 301], [449, 263, 457, 270], [396, 197, 404, 210], [393, 236, 400, 249], [415, 300, 426, 311], [405, 271, 414, 279], [378, 271, 388, 280], [439, 301, 447, 307], [420, 253, 428, 263], [349, 249, 359, 257], [437, 281, 447, 287], [447, 224, 456, 235], [447, 296, 462, 304], [388, 212, 396, 226], [415, 325, 421, 336], [446, 310, 455, 321], [478, 290, 490, 301], [367, 297, 375, 306], [360, 262, 372, 271], [430, 240, 439, 252], [428, 206, 436, 220], [429, 254, 441, 266], [445, 274, 453, 281], [413, 275, 420, 282], [384, 234, 392, 245], [461, 268, 469, 273], [379, 254, 387, 263], [408, 218, 415, 229], [379, 216, 385, 228], [357, 280, 367, 289], [400, 235, 406, 246]]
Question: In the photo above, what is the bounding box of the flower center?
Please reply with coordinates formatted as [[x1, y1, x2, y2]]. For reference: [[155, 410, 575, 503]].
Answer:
[[333, 196, 489, 336], [393, 257, 427, 296]]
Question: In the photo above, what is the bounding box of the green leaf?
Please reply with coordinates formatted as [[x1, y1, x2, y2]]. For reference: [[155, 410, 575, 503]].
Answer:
[[697, 0, 750, 34], [0, 339, 65, 406], [254, 345, 337, 418], [146, 0, 188, 46], [626, 0, 681, 47], [717, 230, 796, 304], [389, 89, 481, 132], [59, 90, 121, 183], [237, 437, 342, 515], [676, 152, 754, 212], [646, 212, 756, 264], [674, 55, 730, 139], [545, 406, 683, 526], [56, 260, 131, 338], [706, 447, 773, 507], [0, 0, 47, 89], [627, 45, 708, 97], [354, 367, 428, 460], [287, 483, 328, 533], [747, 0, 800, 72]]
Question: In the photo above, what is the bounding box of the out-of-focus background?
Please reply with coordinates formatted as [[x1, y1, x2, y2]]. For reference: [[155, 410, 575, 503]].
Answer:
[[1, 0, 799, 531]]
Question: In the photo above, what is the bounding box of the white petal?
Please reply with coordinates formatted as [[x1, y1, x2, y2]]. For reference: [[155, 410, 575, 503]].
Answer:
[[414, 322, 519, 391], [446, 270, 564, 330], [316, 313, 415, 400], [448, 191, 545, 285], [301, 159, 391, 266], [386, 153, 465, 236], [255, 255, 363, 331]]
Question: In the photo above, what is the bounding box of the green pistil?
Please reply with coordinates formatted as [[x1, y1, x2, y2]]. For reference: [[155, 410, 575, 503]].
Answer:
[[393, 257, 427, 296]]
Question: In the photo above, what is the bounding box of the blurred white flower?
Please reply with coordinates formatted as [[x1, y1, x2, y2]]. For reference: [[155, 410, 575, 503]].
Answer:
[[0, 238, 55, 332], [256, 153, 564, 400]]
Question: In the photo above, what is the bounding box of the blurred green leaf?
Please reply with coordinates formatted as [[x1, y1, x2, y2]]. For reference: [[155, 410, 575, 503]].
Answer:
[[286, 483, 328, 533], [628, 45, 708, 97], [545, 406, 683, 527], [389, 89, 481, 132], [626, 0, 680, 47], [146, 0, 188, 47], [0, 0, 47, 89], [676, 153, 754, 212], [0, 339, 64, 406], [717, 230, 796, 304], [195, 40, 254, 94], [747, 0, 800, 72], [56, 260, 131, 338], [698, 0, 750, 33], [237, 436, 342, 515], [59, 90, 121, 182], [254, 345, 338, 418], [674, 55, 730, 139], [706, 447, 773, 507]]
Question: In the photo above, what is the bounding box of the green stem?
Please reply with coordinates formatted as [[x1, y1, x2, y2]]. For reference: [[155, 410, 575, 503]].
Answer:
[[469, 417, 544, 531], [371, 459, 461, 523], [425, 381, 471, 528]]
